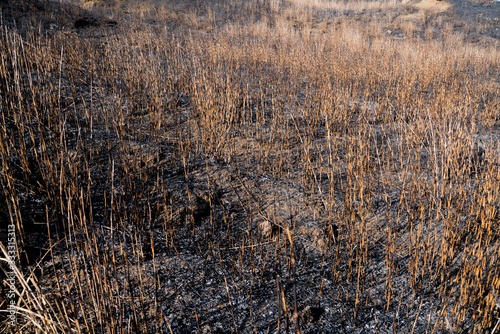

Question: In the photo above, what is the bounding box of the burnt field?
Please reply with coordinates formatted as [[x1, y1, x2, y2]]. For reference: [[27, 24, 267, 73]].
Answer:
[[1, 0, 500, 332]]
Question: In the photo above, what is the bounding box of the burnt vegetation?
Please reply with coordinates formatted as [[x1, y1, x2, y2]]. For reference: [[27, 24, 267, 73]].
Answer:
[[1, 0, 500, 332]]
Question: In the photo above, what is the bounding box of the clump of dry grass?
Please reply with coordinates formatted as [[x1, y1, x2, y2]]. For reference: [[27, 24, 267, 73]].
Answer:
[[1, 0, 500, 332]]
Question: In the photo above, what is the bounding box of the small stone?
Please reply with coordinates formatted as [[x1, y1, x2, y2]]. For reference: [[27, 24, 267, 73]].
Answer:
[[258, 220, 272, 238]]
